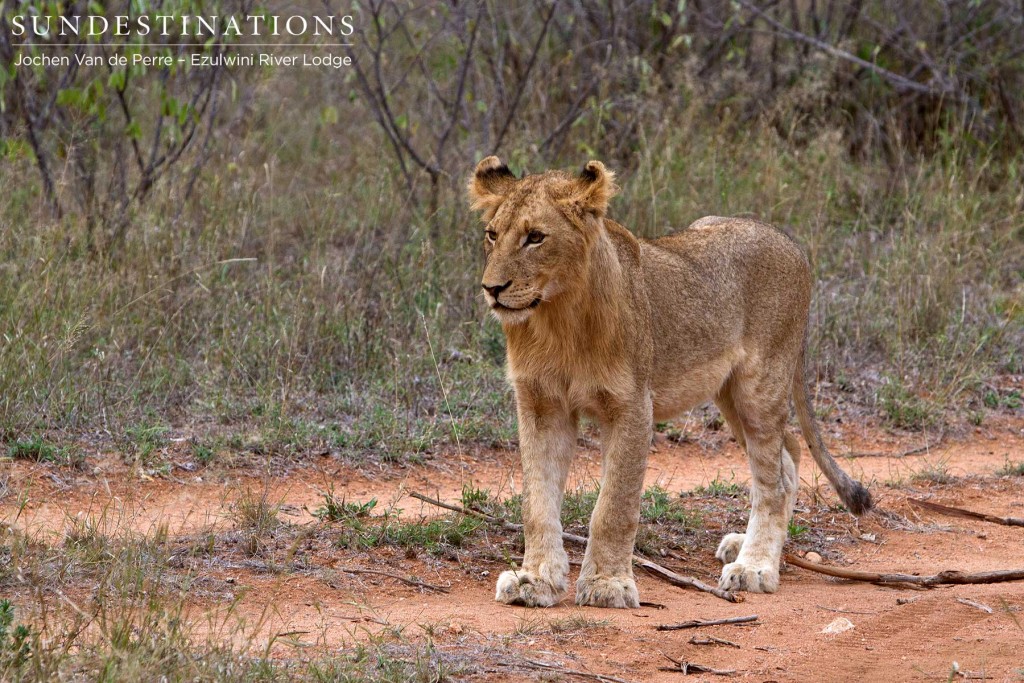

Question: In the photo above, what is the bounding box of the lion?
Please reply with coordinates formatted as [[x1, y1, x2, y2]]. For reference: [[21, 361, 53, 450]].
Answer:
[[467, 156, 872, 609]]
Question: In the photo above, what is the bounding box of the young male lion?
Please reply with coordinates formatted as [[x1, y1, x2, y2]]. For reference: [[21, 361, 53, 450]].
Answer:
[[467, 156, 872, 609]]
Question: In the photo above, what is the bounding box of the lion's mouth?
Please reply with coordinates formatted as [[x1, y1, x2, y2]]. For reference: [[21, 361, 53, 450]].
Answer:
[[492, 298, 542, 312]]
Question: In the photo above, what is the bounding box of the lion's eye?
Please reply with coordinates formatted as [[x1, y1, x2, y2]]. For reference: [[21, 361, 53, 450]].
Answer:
[[485, 230, 497, 243], [525, 230, 546, 245]]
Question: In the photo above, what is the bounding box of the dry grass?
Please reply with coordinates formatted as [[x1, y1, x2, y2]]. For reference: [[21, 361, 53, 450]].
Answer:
[[1, 86, 1019, 454]]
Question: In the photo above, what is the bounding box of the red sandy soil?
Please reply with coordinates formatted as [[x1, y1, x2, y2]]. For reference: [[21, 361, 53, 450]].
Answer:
[[2, 417, 1024, 682]]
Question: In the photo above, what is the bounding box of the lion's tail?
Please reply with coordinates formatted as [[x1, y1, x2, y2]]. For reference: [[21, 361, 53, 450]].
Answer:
[[792, 349, 873, 516]]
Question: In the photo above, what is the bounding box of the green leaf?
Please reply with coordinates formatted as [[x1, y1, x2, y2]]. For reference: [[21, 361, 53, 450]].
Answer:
[[107, 70, 126, 90], [320, 105, 339, 125], [56, 88, 84, 107]]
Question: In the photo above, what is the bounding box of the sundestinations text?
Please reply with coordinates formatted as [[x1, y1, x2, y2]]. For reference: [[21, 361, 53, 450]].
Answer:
[[10, 14, 354, 38]]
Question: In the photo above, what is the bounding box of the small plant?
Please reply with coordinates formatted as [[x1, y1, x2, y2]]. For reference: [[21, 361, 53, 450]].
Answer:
[[984, 389, 1022, 410], [63, 517, 110, 565], [878, 378, 936, 430], [330, 502, 484, 555], [233, 487, 282, 535], [656, 422, 689, 443], [7, 436, 84, 469], [691, 476, 746, 498], [459, 483, 491, 510], [8, 436, 58, 462], [313, 485, 378, 522], [561, 487, 600, 527], [189, 439, 216, 465], [378, 515, 483, 554], [787, 519, 809, 538], [0, 600, 32, 670], [513, 615, 544, 636], [996, 460, 1024, 477], [912, 462, 956, 485], [124, 421, 170, 466], [641, 485, 697, 525], [548, 614, 610, 634]]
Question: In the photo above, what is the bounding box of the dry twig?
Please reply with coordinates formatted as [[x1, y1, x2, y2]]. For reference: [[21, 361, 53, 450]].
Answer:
[[956, 598, 993, 614], [338, 567, 449, 594], [909, 498, 1024, 528], [659, 651, 738, 676], [841, 435, 944, 459], [410, 491, 739, 603], [785, 553, 1024, 587], [656, 615, 759, 631], [688, 635, 741, 648], [519, 658, 634, 683]]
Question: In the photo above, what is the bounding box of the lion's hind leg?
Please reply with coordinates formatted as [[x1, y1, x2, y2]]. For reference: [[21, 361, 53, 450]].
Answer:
[[713, 380, 749, 565], [714, 378, 747, 451], [717, 367, 800, 593]]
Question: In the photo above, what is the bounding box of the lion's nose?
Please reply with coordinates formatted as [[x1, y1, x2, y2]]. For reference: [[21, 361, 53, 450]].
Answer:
[[482, 280, 512, 299]]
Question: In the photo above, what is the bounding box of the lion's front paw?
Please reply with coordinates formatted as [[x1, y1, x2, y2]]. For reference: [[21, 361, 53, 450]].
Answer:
[[495, 569, 566, 607], [718, 560, 780, 593], [575, 574, 639, 608], [715, 533, 746, 564]]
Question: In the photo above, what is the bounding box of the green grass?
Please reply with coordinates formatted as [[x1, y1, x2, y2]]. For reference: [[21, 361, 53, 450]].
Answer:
[[0, 600, 32, 672], [878, 377, 937, 430], [787, 520, 810, 538], [320, 500, 484, 555], [6, 436, 84, 469], [911, 462, 957, 485], [641, 485, 700, 525], [984, 389, 1023, 410], [691, 476, 746, 499], [312, 486, 378, 522], [123, 420, 170, 466], [996, 460, 1024, 477]]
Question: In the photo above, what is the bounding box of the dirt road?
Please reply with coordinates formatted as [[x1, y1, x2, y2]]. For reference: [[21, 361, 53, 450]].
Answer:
[[2, 419, 1023, 681]]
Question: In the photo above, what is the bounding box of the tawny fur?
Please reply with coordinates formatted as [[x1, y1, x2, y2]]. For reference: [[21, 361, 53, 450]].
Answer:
[[468, 156, 872, 609]]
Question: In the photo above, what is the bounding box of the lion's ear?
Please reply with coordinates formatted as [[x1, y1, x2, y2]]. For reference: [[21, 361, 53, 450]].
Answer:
[[468, 156, 517, 220], [565, 160, 617, 218]]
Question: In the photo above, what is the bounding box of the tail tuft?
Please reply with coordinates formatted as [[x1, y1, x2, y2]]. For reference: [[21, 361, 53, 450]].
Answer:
[[839, 481, 874, 516]]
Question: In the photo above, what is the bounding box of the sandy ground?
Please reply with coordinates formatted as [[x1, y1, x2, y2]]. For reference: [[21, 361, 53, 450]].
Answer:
[[2, 417, 1023, 682]]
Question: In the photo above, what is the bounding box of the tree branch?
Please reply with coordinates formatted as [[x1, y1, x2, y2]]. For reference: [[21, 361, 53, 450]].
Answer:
[[785, 553, 1024, 587], [409, 491, 740, 603]]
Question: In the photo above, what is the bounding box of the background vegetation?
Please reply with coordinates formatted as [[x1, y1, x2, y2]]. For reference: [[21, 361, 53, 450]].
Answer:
[[1, 0, 1022, 458]]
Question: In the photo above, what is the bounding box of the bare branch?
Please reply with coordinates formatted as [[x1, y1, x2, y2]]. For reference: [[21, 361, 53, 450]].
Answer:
[[786, 553, 1024, 586], [409, 491, 740, 603], [909, 498, 1024, 528]]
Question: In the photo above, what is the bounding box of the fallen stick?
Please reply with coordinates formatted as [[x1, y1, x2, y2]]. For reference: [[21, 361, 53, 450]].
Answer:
[[815, 604, 876, 615], [635, 558, 740, 603], [659, 652, 737, 676], [656, 615, 759, 631], [410, 491, 740, 603], [339, 567, 449, 594], [689, 635, 741, 648], [841, 438, 943, 459], [956, 597, 993, 614], [520, 658, 634, 683], [785, 553, 1024, 587], [909, 498, 1024, 527]]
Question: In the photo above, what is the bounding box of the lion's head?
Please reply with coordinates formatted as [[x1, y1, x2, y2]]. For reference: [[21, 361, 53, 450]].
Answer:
[[467, 156, 618, 325]]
